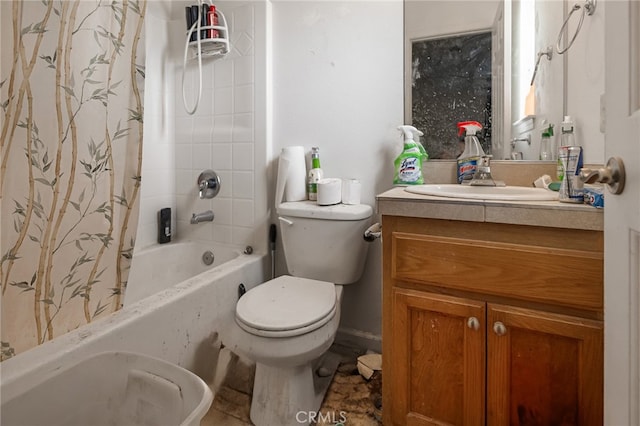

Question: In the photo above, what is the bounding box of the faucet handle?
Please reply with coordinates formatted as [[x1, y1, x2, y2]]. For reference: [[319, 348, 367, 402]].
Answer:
[[479, 155, 492, 167], [197, 170, 221, 199]]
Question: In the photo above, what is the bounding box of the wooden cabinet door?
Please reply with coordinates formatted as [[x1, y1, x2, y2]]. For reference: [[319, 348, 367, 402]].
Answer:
[[487, 304, 604, 426], [389, 288, 486, 426]]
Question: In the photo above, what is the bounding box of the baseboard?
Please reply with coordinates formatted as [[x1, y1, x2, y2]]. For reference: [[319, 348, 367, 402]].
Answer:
[[335, 327, 382, 354]]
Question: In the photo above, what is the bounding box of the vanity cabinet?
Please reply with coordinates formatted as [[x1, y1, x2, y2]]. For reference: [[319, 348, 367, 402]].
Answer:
[[382, 216, 604, 426]]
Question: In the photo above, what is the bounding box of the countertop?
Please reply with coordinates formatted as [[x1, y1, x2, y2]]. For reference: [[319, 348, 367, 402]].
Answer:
[[376, 187, 603, 231]]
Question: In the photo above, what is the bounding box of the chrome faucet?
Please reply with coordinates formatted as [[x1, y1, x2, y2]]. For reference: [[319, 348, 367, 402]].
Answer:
[[511, 135, 531, 147], [190, 210, 215, 224], [469, 156, 497, 186]]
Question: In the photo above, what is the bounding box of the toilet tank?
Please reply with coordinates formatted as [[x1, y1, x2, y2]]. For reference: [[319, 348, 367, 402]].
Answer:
[[276, 201, 373, 285]]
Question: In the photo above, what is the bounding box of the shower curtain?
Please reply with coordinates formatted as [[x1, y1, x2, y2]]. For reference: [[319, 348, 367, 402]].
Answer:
[[0, 0, 146, 360]]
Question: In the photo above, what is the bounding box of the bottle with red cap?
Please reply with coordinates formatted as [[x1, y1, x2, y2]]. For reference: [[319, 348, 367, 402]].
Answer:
[[456, 121, 485, 184]]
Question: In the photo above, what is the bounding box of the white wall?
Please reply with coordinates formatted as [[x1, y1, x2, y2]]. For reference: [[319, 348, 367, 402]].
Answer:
[[565, 0, 605, 164], [271, 1, 403, 349]]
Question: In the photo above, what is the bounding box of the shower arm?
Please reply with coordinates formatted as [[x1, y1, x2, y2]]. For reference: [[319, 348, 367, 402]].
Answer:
[[529, 46, 553, 87]]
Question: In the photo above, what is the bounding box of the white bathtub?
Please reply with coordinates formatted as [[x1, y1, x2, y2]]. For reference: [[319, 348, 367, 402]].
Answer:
[[124, 241, 244, 306], [1, 240, 269, 417]]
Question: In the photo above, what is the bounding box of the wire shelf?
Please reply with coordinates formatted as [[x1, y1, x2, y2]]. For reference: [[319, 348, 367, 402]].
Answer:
[[186, 10, 230, 60]]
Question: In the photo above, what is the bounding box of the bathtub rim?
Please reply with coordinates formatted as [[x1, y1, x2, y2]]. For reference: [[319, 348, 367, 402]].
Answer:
[[133, 238, 247, 254]]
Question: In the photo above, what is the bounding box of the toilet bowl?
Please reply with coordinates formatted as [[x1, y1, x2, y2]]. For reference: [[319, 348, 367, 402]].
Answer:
[[227, 201, 372, 426], [229, 277, 343, 426]]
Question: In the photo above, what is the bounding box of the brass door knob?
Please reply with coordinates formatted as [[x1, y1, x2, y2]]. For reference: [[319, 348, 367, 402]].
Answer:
[[579, 156, 625, 194]]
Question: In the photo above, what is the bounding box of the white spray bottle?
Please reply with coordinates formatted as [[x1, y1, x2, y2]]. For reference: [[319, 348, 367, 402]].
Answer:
[[456, 121, 485, 183]]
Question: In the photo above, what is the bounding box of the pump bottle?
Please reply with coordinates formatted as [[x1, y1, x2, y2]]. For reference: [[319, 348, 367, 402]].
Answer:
[[307, 147, 323, 201], [394, 125, 427, 186], [456, 121, 485, 183]]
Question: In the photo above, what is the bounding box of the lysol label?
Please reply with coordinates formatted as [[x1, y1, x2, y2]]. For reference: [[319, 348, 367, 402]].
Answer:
[[399, 157, 421, 183]]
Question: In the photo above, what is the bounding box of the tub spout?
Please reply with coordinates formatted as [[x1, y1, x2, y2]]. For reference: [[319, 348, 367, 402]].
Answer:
[[190, 210, 215, 224]]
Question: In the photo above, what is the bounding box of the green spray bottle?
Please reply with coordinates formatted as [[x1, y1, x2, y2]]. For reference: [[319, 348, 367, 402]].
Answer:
[[394, 125, 428, 186]]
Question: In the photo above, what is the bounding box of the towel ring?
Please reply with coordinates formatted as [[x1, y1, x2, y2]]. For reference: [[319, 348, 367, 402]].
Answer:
[[556, 0, 597, 55]]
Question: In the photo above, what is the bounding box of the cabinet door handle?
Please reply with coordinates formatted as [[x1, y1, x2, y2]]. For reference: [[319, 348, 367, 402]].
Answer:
[[493, 321, 507, 336], [467, 317, 480, 331]]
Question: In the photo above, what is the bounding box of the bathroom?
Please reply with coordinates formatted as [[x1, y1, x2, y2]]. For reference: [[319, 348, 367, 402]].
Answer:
[[0, 0, 637, 425]]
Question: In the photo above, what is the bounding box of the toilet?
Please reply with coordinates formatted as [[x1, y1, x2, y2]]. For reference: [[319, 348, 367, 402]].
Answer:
[[230, 200, 373, 426]]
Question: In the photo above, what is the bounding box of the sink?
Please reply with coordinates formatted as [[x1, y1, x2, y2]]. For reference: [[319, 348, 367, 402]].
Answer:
[[404, 184, 558, 201]]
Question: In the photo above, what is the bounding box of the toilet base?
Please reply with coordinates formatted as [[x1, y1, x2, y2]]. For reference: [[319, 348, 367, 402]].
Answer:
[[249, 351, 341, 426]]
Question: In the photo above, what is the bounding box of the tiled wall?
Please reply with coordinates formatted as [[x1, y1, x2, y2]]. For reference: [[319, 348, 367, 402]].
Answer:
[[137, 1, 268, 252], [136, 7, 176, 249]]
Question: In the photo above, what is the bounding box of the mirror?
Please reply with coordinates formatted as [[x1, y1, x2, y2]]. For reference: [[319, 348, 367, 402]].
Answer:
[[410, 31, 493, 159], [404, 0, 565, 161]]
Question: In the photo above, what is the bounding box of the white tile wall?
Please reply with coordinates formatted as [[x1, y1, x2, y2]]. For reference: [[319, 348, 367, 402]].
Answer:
[[136, 12, 176, 250], [170, 1, 266, 249], [136, 1, 266, 251]]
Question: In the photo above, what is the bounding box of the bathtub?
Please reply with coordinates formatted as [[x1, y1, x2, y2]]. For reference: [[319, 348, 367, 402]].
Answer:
[[0, 240, 269, 414], [124, 241, 245, 306]]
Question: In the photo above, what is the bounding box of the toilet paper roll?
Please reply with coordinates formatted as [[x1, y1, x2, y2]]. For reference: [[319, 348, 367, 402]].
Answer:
[[317, 178, 342, 206], [275, 157, 289, 207], [341, 178, 362, 205], [280, 146, 306, 202]]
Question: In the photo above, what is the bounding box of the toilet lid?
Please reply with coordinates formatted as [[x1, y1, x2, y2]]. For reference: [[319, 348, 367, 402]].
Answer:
[[236, 276, 336, 334]]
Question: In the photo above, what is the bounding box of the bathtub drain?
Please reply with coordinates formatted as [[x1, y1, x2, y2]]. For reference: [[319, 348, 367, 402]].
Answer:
[[202, 251, 214, 266]]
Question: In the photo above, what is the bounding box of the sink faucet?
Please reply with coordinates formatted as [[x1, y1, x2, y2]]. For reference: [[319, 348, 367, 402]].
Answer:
[[469, 156, 497, 186], [190, 210, 215, 224]]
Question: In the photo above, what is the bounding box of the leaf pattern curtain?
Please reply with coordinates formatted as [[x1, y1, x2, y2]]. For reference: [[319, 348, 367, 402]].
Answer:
[[1, 0, 146, 360]]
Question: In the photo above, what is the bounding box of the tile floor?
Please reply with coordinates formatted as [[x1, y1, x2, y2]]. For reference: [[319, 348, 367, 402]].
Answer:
[[201, 345, 382, 426]]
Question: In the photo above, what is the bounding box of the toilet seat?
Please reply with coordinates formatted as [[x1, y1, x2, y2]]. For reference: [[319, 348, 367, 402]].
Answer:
[[236, 276, 337, 338]]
